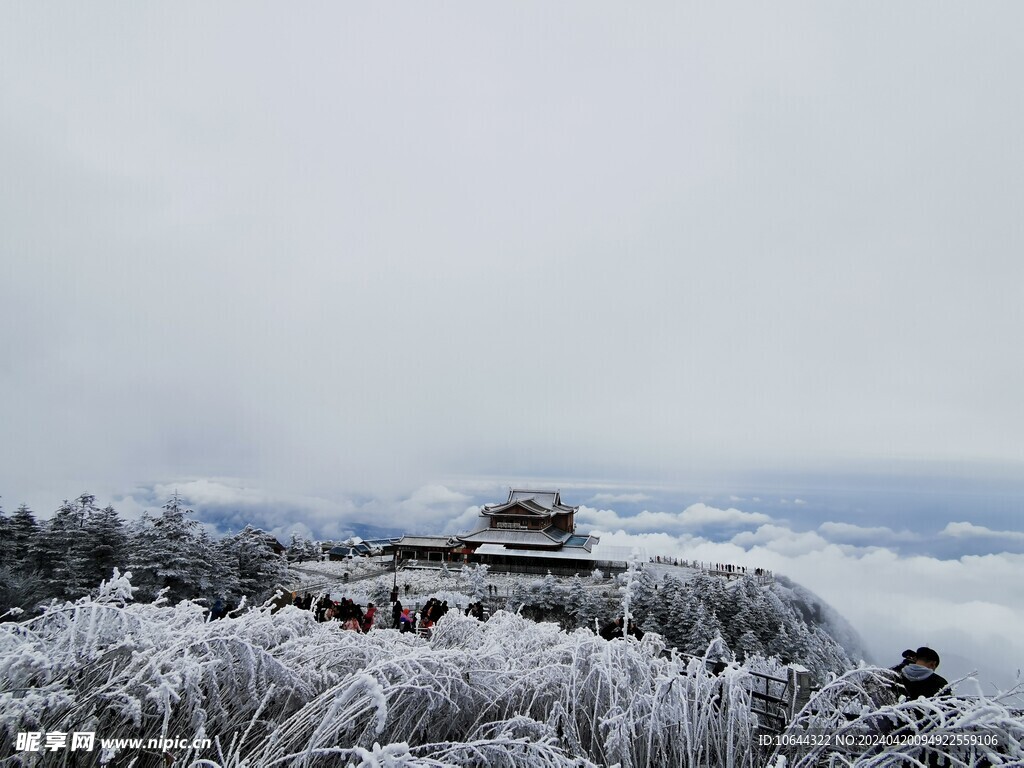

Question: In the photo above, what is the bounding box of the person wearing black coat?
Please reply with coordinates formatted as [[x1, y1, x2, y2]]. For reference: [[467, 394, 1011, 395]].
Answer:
[[600, 617, 624, 640], [892, 646, 949, 699]]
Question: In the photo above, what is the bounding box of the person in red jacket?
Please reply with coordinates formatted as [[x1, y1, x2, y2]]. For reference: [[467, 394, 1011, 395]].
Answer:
[[362, 602, 377, 632]]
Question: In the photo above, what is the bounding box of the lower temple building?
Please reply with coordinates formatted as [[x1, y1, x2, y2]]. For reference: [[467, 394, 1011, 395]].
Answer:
[[394, 489, 628, 576]]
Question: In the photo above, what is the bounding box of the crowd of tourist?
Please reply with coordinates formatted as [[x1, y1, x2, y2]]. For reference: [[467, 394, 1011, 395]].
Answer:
[[282, 592, 481, 634], [648, 556, 773, 580]]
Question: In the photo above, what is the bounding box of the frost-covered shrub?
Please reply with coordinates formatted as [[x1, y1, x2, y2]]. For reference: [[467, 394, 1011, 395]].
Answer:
[[3, 573, 1017, 768], [0, 575, 768, 767]]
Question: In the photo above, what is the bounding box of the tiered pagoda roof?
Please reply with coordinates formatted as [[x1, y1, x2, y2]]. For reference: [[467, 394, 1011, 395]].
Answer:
[[480, 489, 578, 517]]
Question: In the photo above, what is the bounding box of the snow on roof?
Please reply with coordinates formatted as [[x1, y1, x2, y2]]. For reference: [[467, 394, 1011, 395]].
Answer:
[[457, 526, 571, 547], [472, 543, 603, 561], [509, 489, 561, 508], [472, 544, 628, 565], [396, 535, 459, 548], [482, 488, 579, 517]]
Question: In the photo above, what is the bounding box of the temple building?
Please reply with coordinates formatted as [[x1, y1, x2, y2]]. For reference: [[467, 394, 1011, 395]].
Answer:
[[395, 489, 624, 575]]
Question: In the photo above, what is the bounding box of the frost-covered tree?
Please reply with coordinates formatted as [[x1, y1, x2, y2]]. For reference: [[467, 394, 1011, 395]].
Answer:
[[629, 567, 659, 622], [64, 494, 108, 597], [30, 498, 93, 600], [206, 535, 242, 601], [644, 574, 686, 645], [76, 503, 126, 591], [685, 601, 724, 656], [286, 532, 320, 563], [0, 503, 10, 569], [3, 499, 110, 612], [766, 623, 792, 661], [736, 630, 764, 660], [689, 570, 729, 621], [803, 625, 854, 682], [225, 525, 288, 603], [128, 496, 208, 602], [626, 570, 851, 683], [510, 572, 573, 624], [463, 563, 489, 601], [566, 573, 603, 630], [7, 504, 40, 571]]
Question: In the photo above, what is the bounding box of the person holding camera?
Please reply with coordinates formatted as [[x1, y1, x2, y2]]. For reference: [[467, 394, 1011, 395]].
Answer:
[[892, 646, 949, 699]]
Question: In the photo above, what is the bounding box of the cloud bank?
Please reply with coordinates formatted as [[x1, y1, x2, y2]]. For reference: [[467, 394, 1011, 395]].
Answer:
[[577, 503, 773, 535], [584, 507, 1024, 694]]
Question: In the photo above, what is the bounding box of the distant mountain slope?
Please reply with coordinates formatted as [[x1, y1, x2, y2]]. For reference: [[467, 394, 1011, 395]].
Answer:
[[770, 574, 871, 664]]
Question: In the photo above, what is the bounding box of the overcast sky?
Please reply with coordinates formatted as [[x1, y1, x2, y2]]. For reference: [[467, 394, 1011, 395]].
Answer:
[[2, 2, 1022, 693]]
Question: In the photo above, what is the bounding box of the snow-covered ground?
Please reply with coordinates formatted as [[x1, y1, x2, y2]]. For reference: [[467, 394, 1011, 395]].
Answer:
[[285, 559, 618, 608]]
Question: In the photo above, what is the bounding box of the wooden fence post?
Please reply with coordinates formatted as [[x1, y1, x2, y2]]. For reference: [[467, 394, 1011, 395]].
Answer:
[[787, 665, 812, 722]]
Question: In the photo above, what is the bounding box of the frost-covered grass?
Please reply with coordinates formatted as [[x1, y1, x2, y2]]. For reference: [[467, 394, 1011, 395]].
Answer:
[[1, 572, 764, 767], [2, 572, 1019, 767]]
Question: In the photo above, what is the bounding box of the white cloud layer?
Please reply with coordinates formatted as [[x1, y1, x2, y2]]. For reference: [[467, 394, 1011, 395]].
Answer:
[[126, 478, 475, 543], [577, 503, 773, 535], [589, 526, 1024, 694], [940, 522, 1024, 543]]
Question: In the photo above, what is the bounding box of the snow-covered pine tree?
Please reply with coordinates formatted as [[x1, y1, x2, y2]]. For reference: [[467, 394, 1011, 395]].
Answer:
[[513, 571, 568, 623], [76, 503, 126, 591], [629, 567, 659, 623], [8, 504, 40, 571], [225, 525, 288, 603], [685, 600, 725, 656], [286, 532, 319, 563], [803, 625, 854, 681], [0, 502, 10, 569], [566, 573, 602, 630], [63, 493, 107, 598], [646, 574, 688, 647], [30, 499, 91, 600], [766, 622, 792, 661], [784, 617, 813, 661], [0, 504, 48, 613], [190, 528, 221, 599], [689, 570, 730, 625], [728, 601, 758, 649], [127, 496, 208, 602], [736, 629, 765, 660], [207, 534, 242, 601]]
